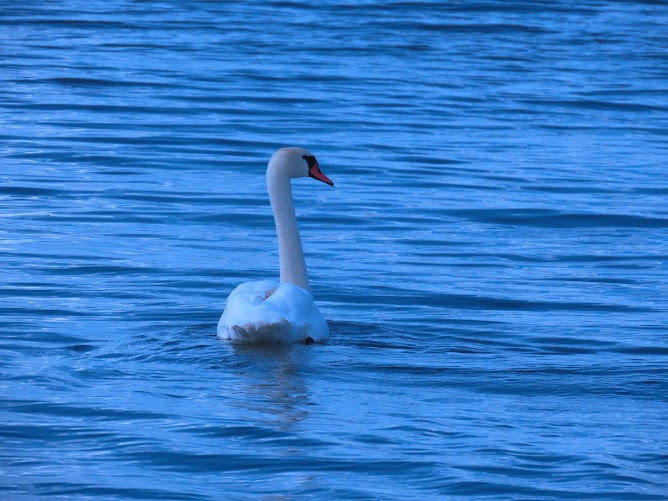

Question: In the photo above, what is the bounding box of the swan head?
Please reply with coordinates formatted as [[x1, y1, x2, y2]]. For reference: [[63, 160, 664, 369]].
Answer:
[[268, 147, 334, 187]]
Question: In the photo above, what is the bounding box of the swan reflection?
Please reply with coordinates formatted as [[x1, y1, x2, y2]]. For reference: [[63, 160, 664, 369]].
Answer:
[[228, 343, 313, 430]]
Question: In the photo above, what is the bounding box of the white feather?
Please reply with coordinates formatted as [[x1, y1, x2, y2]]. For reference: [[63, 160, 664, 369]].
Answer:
[[217, 280, 329, 343]]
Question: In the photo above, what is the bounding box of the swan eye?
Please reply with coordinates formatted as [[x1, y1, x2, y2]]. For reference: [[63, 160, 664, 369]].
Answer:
[[302, 155, 317, 168]]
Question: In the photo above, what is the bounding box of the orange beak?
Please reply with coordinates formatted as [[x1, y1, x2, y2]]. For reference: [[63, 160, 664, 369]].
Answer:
[[309, 162, 334, 187]]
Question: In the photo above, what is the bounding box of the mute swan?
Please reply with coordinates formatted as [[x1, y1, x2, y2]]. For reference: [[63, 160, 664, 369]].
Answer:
[[217, 147, 334, 344]]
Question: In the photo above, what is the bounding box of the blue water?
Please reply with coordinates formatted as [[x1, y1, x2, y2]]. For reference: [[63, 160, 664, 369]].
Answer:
[[2, 1, 668, 499]]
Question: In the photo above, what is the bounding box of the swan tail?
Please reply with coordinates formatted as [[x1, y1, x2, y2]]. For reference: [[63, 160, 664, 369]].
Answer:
[[220, 319, 303, 343]]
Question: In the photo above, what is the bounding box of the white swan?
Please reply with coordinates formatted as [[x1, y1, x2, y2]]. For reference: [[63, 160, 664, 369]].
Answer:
[[217, 147, 334, 344]]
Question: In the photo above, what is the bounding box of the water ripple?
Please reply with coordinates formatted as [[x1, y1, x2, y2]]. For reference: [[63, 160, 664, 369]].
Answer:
[[2, 0, 667, 499]]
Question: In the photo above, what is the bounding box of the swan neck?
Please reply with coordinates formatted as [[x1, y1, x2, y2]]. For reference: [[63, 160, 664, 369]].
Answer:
[[267, 170, 310, 291]]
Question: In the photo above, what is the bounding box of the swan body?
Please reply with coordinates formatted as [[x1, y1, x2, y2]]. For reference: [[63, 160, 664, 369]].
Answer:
[[218, 280, 329, 343], [217, 147, 334, 343]]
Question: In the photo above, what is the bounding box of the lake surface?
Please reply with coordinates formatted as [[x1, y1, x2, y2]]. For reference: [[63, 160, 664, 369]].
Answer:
[[2, 1, 667, 499]]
